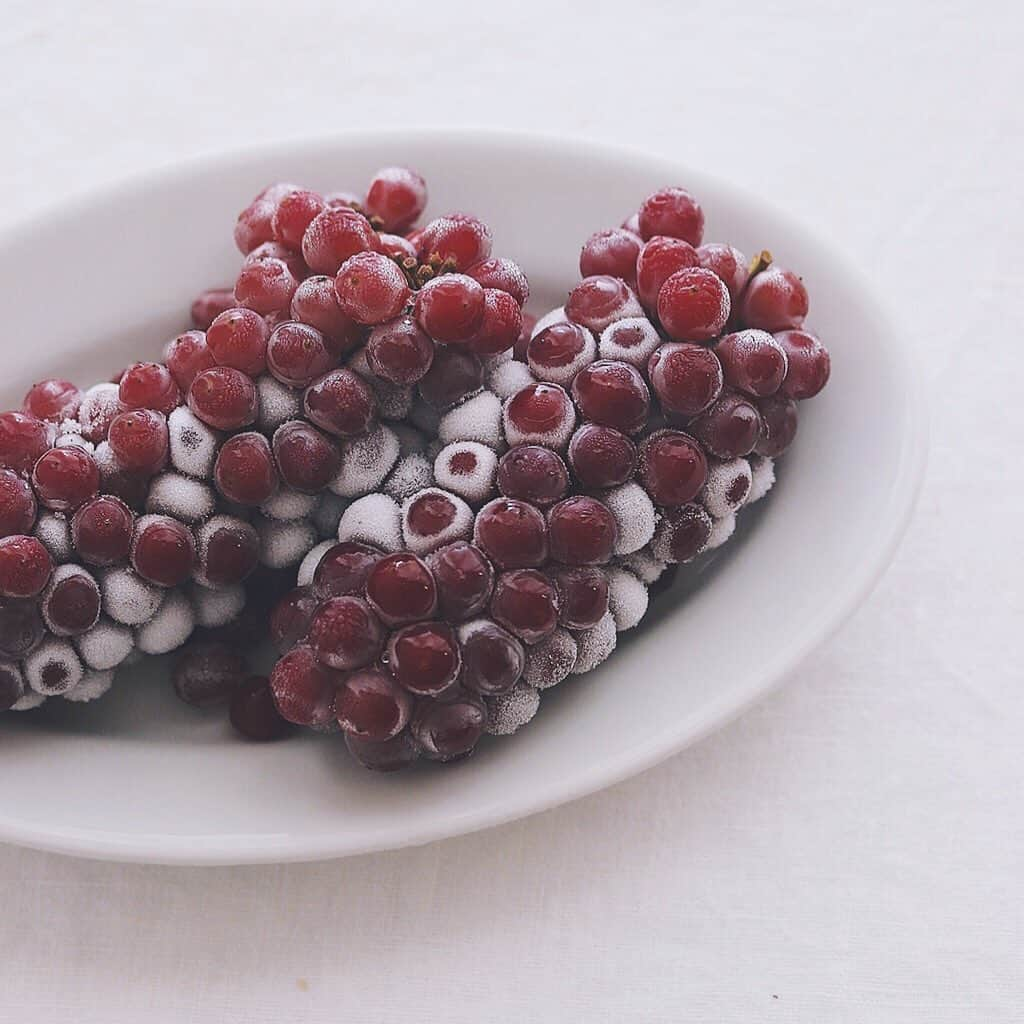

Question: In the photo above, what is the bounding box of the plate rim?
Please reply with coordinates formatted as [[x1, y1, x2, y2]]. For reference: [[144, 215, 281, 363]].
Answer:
[[0, 129, 929, 864]]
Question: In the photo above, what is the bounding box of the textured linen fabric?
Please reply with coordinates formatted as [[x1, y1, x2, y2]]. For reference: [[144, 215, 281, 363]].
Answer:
[[0, 1, 1021, 1020]]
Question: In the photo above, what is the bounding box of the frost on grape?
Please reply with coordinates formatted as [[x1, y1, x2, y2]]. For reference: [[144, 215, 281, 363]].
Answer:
[[255, 516, 317, 569], [485, 683, 540, 735], [74, 617, 135, 671], [606, 567, 648, 632], [337, 493, 403, 551], [383, 453, 434, 503], [25, 637, 84, 695], [136, 589, 195, 655], [101, 566, 164, 625], [747, 455, 776, 504], [438, 390, 504, 450], [64, 669, 115, 703], [523, 628, 578, 690], [329, 424, 400, 498], [297, 540, 335, 588], [168, 406, 219, 479], [34, 511, 72, 562], [260, 487, 317, 522], [700, 457, 752, 518], [705, 512, 736, 550], [401, 488, 474, 555], [190, 582, 245, 628], [602, 481, 656, 555], [256, 373, 303, 433], [486, 358, 534, 401], [433, 441, 498, 505], [147, 472, 216, 523], [570, 612, 617, 675]]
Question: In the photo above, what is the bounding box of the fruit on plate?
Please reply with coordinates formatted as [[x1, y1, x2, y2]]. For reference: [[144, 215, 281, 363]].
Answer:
[[0, 172, 830, 779], [0, 166, 527, 717], [247, 185, 829, 770]]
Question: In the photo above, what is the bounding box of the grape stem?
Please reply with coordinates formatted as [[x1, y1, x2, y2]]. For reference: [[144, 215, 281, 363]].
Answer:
[[747, 249, 773, 277]]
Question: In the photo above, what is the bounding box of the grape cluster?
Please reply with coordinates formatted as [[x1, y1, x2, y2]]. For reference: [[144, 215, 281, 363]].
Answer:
[[256, 184, 830, 771], [0, 167, 529, 722], [1, 173, 829, 778]]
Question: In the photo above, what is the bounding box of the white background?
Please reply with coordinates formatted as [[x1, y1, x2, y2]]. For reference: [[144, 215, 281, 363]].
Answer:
[[1, 1, 1021, 1021]]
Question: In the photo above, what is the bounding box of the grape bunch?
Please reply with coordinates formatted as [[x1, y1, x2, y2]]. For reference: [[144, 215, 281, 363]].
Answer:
[[254, 184, 830, 771], [0, 167, 530, 720], [1, 171, 829, 778]]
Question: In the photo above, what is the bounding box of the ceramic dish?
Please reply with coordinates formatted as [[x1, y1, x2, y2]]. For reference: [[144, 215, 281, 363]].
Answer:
[[0, 131, 926, 864]]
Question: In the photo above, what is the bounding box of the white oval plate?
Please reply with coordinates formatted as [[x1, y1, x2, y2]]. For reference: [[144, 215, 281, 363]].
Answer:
[[0, 132, 925, 864]]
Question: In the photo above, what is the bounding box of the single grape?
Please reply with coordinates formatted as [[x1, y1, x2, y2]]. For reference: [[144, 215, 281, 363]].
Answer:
[[637, 186, 704, 246], [775, 329, 831, 399], [738, 265, 809, 332]]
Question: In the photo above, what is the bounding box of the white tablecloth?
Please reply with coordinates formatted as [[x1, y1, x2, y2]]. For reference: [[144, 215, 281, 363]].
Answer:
[[1, 2, 1020, 1020]]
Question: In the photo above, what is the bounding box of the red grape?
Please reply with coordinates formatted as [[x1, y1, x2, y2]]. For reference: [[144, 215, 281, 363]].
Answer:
[[334, 251, 411, 325], [206, 307, 269, 376], [23, 379, 81, 422], [71, 495, 134, 566], [416, 214, 492, 271], [269, 644, 338, 726], [414, 274, 486, 344], [715, 330, 788, 396], [648, 341, 724, 416], [364, 167, 427, 233], [365, 552, 437, 625], [271, 188, 325, 249], [466, 289, 523, 357], [467, 257, 529, 306], [411, 690, 486, 761], [188, 367, 258, 431], [567, 424, 636, 489], [429, 541, 494, 621], [474, 498, 548, 569], [366, 317, 435, 384], [272, 421, 341, 493], [266, 321, 335, 387], [775, 329, 831, 399], [302, 206, 378, 275], [0, 535, 52, 598], [290, 275, 363, 356], [635, 235, 700, 310], [460, 620, 525, 696], [31, 445, 100, 511], [131, 514, 195, 587], [0, 412, 52, 474], [638, 186, 704, 246], [309, 595, 383, 670], [579, 228, 641, 285], [490, 569, 560, 645], [336, 667, 414, 739], [739, 265, 809, 331], [164, 331, 216, 390], [190, 288, 236, 331], [496, 445, 569, 507], [313, 541, 382, 598], [571, 360, 650, 435], [657, 267, 730, 342], [639, 430, 708, 506], [230, 675, 288, 741], [303, 369, 377, 438], [547, 496, 617, 565], [118, 362, 180, 415], [0, 470, 36, 537], [754, 395, 798, 456], [214, 432, 278, 505], [107, 409, 169, 475], [386, 621, 461, 697]]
